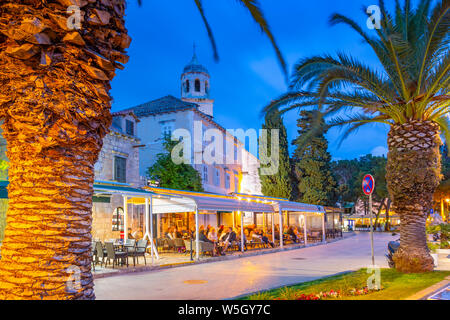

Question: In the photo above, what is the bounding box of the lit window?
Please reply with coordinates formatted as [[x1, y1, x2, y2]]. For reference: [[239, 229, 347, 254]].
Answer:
[[112, 207, 124, 231]]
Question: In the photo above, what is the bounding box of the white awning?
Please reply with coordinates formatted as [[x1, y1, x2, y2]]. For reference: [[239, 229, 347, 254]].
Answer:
[[276, 201, 325, 214], [232, 193, 325, 214], [147, 187, 275, 213]]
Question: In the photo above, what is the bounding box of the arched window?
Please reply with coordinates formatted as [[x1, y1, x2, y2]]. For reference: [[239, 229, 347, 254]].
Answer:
[[195, 79, 201, 92], [185, 80, 190, 93], [112, 207, 124, 231]]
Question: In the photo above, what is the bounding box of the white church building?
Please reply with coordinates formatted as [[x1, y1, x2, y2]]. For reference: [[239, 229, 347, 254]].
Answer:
[[120, 52, 262, 196]]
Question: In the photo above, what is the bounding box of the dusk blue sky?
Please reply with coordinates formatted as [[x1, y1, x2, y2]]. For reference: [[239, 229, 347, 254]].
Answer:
[[110, 0, 401, 160]]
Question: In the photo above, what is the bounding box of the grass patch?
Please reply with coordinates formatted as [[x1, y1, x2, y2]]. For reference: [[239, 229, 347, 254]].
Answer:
[[243, 269, 450, 300]]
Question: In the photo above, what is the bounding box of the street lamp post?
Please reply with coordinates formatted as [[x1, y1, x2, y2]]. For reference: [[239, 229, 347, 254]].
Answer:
[[362, 174, 375, 267]]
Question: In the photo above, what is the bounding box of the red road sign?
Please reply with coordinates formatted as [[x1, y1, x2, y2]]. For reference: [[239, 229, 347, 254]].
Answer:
[[362, 174, 375, 196]]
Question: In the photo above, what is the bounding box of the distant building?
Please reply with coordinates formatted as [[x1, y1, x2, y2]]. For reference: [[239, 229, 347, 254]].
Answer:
[[91, 111, 144, 241], [120, 51, 262, 196], [94, 111, 141, 186]]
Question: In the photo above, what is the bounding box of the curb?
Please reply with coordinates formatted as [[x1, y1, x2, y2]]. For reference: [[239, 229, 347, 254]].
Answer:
[[229, 270, 355, 300], [94, 233, 355, 280], [405, 276, 450, 300]]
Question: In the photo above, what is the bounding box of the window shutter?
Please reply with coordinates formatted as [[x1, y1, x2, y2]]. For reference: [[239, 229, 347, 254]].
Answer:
[[114, 156, 127, 183]]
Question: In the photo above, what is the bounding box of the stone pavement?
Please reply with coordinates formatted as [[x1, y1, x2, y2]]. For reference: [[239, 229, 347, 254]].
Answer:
[[92, 235, 352, 279], [94, 232, 396, 300]]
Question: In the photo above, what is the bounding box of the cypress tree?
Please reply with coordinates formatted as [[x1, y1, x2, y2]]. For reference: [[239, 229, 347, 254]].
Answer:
[[260, 111, 292, 199], [292, 110, 337, 206]]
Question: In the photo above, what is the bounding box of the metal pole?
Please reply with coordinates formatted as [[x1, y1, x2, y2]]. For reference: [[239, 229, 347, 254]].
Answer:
[[195, 206, 199, 261], [123, 196, 128, 242], [262, 213, 266, 232], [369, 193, 375, 266], [279, 208, 283, 248], [149, 196, 154, 264], [190, 235, 193, 261], [240, 211, 244, 253], [303, 214, 307, 245], [144, 197, 150, 238], [271, 212, 275, 244], [322, 213, 326, 243]]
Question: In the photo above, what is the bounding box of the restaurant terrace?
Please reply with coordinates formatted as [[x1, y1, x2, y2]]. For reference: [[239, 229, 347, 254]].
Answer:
[[0, 181, 343, 269]]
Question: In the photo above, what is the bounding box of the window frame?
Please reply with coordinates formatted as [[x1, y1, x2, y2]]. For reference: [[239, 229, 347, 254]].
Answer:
[[225, 172, 231, 189], [125, 119, 134, 136], [114, 156, 127, 183], [214, 168, 221, 187], [203, 166, 209, 183], [195, 79, 201, 92]]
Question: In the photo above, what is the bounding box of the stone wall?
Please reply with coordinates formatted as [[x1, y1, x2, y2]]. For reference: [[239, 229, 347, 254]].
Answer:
[[92, 194, 146, 242], [94, 129, 141, 187]]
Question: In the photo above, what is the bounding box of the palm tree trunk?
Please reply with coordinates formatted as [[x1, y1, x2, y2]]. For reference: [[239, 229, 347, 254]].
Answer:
[[373, 198, 386, 231], [385, 198, 391, 231], [386, 120, 442, 273], [0, 0, 129, 299]]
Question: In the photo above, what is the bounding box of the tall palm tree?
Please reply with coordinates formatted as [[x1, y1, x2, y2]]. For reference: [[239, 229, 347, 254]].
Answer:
[[0, 0, 285, 299], [265, 0, 449, 272]]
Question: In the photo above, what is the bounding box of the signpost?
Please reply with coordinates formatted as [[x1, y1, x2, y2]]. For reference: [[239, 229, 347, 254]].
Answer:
[[362, 174, 375, 266]]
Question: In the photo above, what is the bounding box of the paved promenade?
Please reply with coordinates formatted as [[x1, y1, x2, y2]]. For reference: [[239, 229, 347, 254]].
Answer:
[[95, 232, 397, 300]]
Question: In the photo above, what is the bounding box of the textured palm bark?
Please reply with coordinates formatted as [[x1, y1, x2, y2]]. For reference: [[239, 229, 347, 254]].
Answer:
[[0, 0, 129, 299], [386, 120, 442, 273]]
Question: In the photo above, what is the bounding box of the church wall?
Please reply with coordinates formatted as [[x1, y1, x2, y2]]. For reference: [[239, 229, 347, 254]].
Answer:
[[137, 110, 194, 177]]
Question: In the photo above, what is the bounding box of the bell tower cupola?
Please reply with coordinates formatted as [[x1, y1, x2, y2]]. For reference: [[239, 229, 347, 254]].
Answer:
[[181, 46, 214, 117]]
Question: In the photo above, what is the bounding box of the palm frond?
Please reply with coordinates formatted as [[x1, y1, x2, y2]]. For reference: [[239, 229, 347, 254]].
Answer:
[[236, 0, 288, 80], [416, 0, 450, 94], [434, 116, 450, 153], [328, 114, 392, 147], [194, 0, 220, 61]]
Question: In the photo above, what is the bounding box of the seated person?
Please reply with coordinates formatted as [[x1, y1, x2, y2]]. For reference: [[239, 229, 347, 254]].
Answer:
[[255, 229, 274, 248], [199, 226, 218, 257], [293, 227, 303, 243], [208, 227, 218, 242], [131, 229, 142, 240], [189, 226, 196, 239], [219, 228, 229, 242], [173, 226, 182, 239], [287, 226, 298, 243], [127, 228, 134, 239], [237, 227, 247, 251], [221, 227, 238, 254], [165, 227, 174, 240], [274, 226, 280, 241]]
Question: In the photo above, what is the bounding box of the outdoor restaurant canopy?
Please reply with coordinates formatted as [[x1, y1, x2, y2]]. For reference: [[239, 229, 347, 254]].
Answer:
[[146, 187, 276, 213], [232, 193, 325, 214]]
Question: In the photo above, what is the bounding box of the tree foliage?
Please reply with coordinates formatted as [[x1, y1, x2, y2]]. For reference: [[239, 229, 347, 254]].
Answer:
[[260, 111, 292, 199], [264, 0, 449, 148], [146, 137, 203, 192], [332, 154, 388, 204], [291, 110, 337, 206]]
